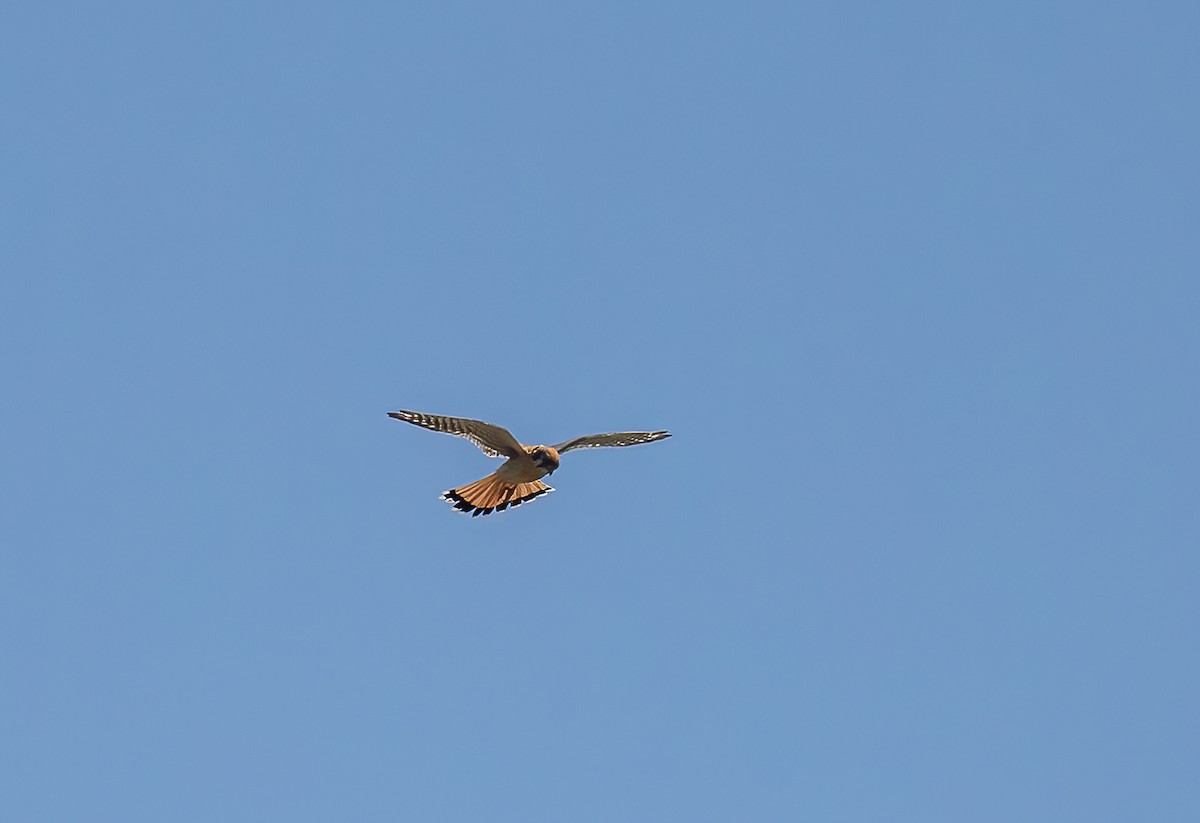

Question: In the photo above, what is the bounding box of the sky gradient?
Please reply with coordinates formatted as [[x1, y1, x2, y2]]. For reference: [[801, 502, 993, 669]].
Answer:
[[3, 2, 1198, 821]]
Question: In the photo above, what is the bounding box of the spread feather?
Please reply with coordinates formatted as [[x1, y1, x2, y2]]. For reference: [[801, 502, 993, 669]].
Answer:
[[442, 473, 554, 517]]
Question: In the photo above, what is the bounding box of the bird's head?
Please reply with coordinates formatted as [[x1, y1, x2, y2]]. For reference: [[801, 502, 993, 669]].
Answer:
[[528, 445, 560, 475]]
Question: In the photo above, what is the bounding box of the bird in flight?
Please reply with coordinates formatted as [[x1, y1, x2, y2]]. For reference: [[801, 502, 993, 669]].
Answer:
[[388, 409, 671, 516]]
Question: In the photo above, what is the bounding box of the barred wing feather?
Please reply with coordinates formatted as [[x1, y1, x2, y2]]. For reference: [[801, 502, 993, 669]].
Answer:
[[553, 430, 671, 453], [388, 410, 524, 458]]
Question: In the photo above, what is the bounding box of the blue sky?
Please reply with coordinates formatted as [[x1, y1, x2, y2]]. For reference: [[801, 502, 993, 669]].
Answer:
[[2, 2, 1198, 820]]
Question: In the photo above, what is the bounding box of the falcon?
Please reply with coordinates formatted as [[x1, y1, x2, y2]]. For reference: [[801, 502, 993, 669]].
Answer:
[[388, 409, 671, 516]]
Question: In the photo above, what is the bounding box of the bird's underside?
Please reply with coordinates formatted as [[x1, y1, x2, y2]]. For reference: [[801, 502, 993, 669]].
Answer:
[[387, 409, 670, 516]]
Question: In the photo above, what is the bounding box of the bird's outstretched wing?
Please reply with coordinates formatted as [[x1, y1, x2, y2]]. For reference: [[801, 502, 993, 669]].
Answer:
[[553, 430, 671, 453], [388, 410, 525, 458]]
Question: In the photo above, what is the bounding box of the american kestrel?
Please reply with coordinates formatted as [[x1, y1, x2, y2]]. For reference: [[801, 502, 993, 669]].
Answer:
[[388, 409, 671, 516]]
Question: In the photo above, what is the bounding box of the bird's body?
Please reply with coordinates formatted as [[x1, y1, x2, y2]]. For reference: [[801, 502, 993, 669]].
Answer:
[[388, 409, 669, 516], [496, 445, 560, 484]]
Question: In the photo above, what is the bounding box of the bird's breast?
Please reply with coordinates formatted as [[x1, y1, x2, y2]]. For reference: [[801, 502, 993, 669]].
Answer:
[[497, 456, 549, 483]]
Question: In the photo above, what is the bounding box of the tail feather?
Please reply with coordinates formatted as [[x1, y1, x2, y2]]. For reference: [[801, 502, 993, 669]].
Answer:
[[442, 473, 554, 516]]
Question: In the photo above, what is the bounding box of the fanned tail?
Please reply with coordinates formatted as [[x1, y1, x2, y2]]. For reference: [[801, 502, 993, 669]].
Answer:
[[441, 473, 554, 516]]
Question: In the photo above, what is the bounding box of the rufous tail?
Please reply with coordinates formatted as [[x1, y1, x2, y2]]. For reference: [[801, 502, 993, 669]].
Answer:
[[442, 473, 554, 516]]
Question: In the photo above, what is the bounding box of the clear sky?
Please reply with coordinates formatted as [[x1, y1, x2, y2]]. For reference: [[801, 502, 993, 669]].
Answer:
[[3, 2, 1198, 821]]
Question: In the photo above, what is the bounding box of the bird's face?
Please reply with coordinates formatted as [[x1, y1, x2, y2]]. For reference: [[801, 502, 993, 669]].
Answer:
[[529, 446, 560, 475]]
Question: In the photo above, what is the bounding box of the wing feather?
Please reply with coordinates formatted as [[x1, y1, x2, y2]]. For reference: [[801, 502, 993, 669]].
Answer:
[[553, 430, 671, 453], [388, 410, 525, 458]]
